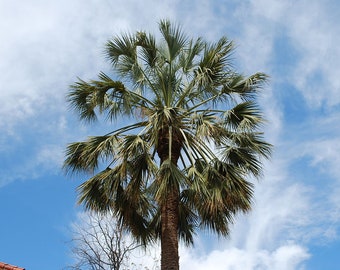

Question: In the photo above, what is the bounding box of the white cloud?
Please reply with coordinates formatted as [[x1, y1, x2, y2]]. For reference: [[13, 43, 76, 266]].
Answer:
[[288, 8, 340, 107], [180, 244, 310, 270], [1, 1, 340, 269], [248, 0, 340, 108], [0, 0, 183, 186], [229, 0, 340, 109], [0, 143, 64, 187], [305, 139, 340, 176]]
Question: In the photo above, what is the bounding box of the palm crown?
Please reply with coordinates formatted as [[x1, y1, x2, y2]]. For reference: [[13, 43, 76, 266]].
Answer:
[[64, 20, 272, 269]]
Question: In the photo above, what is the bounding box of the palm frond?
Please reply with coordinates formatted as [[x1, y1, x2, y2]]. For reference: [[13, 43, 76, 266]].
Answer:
[[77, 167, 123, 211], [222, 101, 265, 131], [106, 33, 137, 67], [159, 19, 188, 62], [68, 74, 135, 122], [63, 135, 119, 174], [178, 200, 198, 245], [136, 32, 159, 68], [223, 131, 272, 161], [195, 37, 234, 93], [192, 159, 253, 235], [222, 72, 268, 100], [179, 37, 205, 74], [152, 159, 186, 202]]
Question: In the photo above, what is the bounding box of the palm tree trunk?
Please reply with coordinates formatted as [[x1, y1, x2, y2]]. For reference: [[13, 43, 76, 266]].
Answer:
[[160, 187, 179, 270], [157, 127, 182, 270]]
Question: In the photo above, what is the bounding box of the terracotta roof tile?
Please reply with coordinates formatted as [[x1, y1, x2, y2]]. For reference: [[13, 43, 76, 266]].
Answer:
[[0, 262, 25, 270]]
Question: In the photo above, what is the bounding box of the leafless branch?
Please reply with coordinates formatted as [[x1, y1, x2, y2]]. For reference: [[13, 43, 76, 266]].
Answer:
[[66, 211, 146, 270]]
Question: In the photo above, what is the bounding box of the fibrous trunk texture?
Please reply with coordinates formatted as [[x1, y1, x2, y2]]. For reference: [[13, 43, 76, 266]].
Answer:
[[160, 188, 179, 270], [157, 126, 182, 270]]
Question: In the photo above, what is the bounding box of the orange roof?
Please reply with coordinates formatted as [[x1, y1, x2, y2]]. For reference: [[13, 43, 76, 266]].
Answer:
[[0, 262, 25, 270]]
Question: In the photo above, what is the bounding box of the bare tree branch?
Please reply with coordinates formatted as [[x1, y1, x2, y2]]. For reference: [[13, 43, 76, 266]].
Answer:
[[65, 211, 159, 270]]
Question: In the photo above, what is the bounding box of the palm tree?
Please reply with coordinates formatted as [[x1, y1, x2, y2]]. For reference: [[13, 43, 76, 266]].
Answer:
[[64, 20, 272, 270]]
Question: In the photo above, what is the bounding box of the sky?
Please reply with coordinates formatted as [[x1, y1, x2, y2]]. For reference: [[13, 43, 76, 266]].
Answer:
[[0, 0, 340, 269]]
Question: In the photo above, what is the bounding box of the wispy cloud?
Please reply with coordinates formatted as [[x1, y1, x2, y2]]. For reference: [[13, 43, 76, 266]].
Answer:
[[177, 1, 340, 269], [1, 0, 340, 268], [180, 244, 310, 270]]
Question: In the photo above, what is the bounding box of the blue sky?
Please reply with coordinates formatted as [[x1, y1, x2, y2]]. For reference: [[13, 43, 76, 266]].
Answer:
[[1, 0, 340, 269]]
